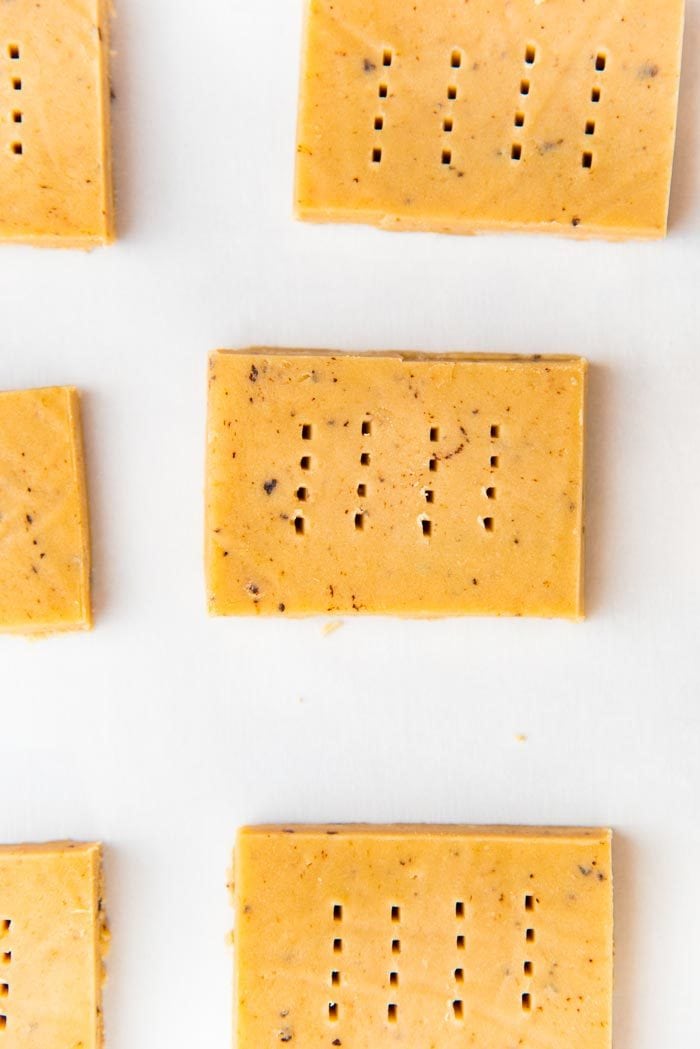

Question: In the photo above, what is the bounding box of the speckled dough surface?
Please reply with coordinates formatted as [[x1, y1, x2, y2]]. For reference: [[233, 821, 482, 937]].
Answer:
[[0, 386, 92, 634], [234, 825, 613, 1049], [0, 0, 113, 246], [206, 350, 586, 618], [0, 842, 107, 1048], [296, 0, 685, 238]]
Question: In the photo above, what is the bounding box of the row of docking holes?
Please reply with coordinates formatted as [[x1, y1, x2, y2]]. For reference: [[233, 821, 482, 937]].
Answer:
[[327, 896, 535, 1023], [290, 422, 499, 536], [0, 919, 11, 1031], [5, 45, 24, 157], [371, 48, 393, 165], [511, 45, 607, 168], [440, 50, 465, 167]]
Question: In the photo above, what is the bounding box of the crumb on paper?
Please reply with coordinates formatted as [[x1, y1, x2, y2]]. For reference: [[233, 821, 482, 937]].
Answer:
[[515, 733, 528, 743], [322, 620, 344, 637]]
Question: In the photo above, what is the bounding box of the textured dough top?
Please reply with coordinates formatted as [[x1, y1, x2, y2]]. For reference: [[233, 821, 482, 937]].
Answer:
[[206, 350, 586, 619], [0, 842, 106, 1049], [0, 0, 113, 245], [0, 386, 91, 634], [296, 0, 685, 238], [234, 824, 613, 1049]]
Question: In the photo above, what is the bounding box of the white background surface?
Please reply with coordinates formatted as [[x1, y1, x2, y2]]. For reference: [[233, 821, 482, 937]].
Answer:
[[0, 1, 699, 1047]]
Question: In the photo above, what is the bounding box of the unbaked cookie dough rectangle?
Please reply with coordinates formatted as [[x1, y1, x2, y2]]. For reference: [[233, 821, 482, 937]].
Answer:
[[234, 825, 613, 1049], [296, 0, 685, 238], [0, 0, 113, 246], [0, 386, 92, 634], [206, 350, 586, 618], [0, 842, 107, 1048]]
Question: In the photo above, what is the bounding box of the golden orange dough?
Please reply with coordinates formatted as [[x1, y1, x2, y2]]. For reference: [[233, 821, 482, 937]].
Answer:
[[0, 386, 92, 634], [0, 0, 113, 246], [296, 0, 685, 239], [234, 825, 613, 1049], [206, 350, 586, 619], [0, 842, 108, 1048]]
